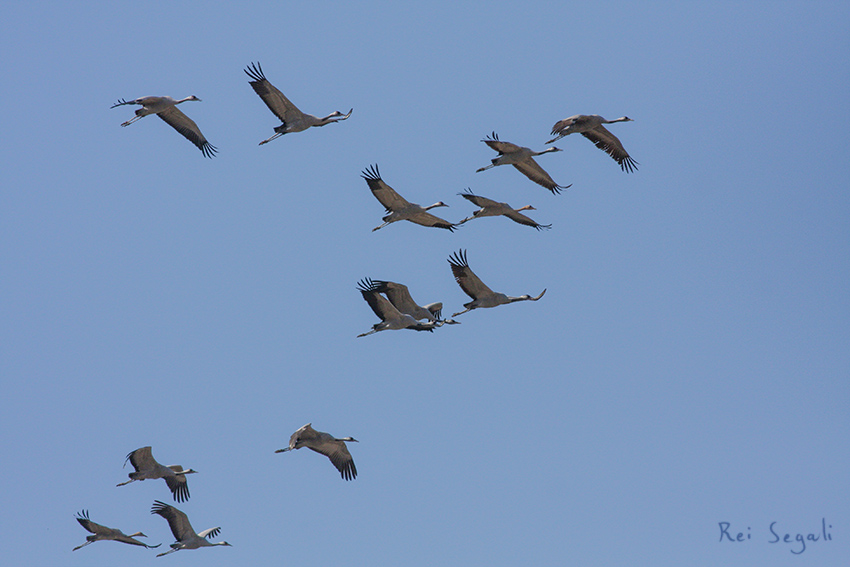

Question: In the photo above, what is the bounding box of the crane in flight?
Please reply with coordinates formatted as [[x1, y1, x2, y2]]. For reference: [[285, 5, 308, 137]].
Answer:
[[73, 510, 160, 551], [476, 132, 569, 194], [276, 423, 358, 481], [150, 501, 231, 557], [361, 164, 457, 232], [111, 95, 217, 157], [448, 249, 546, 317], [457, 188, 551, 230], [117, 446, 197, 503], [545, 114, 637, 172], [244, 61, 352, 145]]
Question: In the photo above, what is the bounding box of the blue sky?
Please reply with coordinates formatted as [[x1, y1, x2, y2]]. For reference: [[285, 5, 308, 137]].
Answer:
[[2, 2, 849, 566]]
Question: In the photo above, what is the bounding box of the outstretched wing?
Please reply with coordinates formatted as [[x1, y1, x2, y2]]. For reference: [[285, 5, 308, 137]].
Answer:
[[512, 158, 566, 194], [582, 126, 638, 172], [550, 114, 585, 136], [151, 500, 195, 541], [481, 132, 521, 155], [361, 165, 412, 213], [407, 210, 456, 231], [369, 280, 415, 311], [357, 278, 403, 320], [126, 446, 155, 472], [165, 466, 191, 503], [312, 442, 357, 481], [458, 189, 500, 209], [198, 527, 222, 540], [75, 510, 106, 535], [157, 106, 217, 158], [503, 209, 552, 230], [244, 62, 303, 124], [448, 249, 494, 300]]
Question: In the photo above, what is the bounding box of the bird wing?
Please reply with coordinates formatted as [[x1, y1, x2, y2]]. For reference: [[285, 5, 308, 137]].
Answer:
[[310, 442, 357, 481], [157, 106, 217, 158], [198, 527, 222, 540], [582, 126, 638, 172], [482, 132, 521, 155], [423, 302, 444, 320], [459, 189, 500, 209], [126, 446, 155, 472], [116, 534, 155, 547], [111, 98, 139, 109], [370, 280, 419, 314], [244, 62, 303, 123], [358, 280, 404, 320], [404, 322, 437, 333], [361, 165, 412, 213], [165, 466, 191, 503], [408, 211, 456, 231], [550, 114, 584, 136], [503, 209, 551, 230], [289, 422, 314, 449], [75, 510, 106, 535], [512, 158, 564, 194], [448, 250, 495, 300], [151, 501, 195, 541]]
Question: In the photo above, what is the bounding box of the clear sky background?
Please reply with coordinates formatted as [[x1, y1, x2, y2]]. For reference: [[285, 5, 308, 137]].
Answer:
[[2, 2, 848, 566]]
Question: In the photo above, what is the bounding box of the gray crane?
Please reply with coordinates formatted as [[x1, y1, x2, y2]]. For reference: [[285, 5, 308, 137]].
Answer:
[[356, 278, 440, 337], [111, 96, 217, 157], [276, 423, 358, 481], [476, 132, 569, 194], [245, 62, 352, 145], [448, 249, 546, 317], [73, 510, 160, 551], [545, 114, 637, 172], [364, 278, 460, 325], [150, 501, 231, 557], [362, 165, 457, 232], [117, 446, 197, 503], [457, 188, 551, 230]]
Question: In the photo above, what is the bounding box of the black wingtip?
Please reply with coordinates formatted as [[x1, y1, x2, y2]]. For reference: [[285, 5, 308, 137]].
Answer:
[[357, 278, 381, 293], [448, 248, 468, 268], [360, 163, 381, 181], [201, 143, 218, 158], [620, 156, 639, 173], [549, 182, 572, 195], [245, 61, 265, 82]]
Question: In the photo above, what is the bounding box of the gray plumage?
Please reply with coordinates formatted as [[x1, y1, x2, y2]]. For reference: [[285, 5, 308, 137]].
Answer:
[[245, 62, 352, 145], [448, 249, 546, 317], [111, 96, 217, 158], [117, 446, 197, 503], [365, 278, 461, 325], [362, 165, 458, 232], [276, 423, 358, 481], [546, 114, 637, 172], [476, 132, 570, 194], [73, 510, 160, 551], [357, 278, 440, 337], [457, 188, 551, 230], [151, 500, 231, 557]]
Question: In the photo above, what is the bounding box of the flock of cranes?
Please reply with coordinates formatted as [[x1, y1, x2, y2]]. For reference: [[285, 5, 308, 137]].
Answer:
[[83, 59, 637, 557], [75, 426, 359, 555]]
